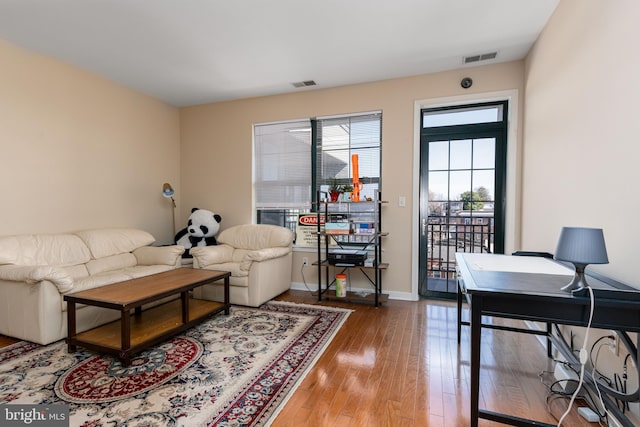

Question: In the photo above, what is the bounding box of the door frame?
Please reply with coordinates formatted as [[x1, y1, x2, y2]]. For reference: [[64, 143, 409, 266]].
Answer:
[[411, 90, 521, 301]]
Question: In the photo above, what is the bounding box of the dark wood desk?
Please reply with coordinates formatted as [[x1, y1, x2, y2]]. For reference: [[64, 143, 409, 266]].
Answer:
[[456, 253, 640, 427]]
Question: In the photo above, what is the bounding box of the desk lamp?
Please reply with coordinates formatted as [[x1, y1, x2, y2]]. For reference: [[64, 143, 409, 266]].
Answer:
[[554, 227, 608, 293]]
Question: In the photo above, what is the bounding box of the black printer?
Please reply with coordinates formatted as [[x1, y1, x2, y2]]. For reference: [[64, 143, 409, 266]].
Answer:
[[327, 249, 368, 266]]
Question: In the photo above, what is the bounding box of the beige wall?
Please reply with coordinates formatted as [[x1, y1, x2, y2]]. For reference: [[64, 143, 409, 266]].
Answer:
[[524, 2, 640, 416], [180, 61, 525, 298], [523, 0, 640, 287], [0, 38, 181, 244]]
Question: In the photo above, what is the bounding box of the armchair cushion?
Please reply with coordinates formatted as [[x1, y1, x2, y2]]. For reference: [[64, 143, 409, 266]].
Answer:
[[190, 245, 234, 267], [240, 247, 291, 271], [218, 224, 294, 250]]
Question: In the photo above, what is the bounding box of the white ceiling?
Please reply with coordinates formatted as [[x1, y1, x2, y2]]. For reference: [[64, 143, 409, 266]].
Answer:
[[0, 0, 559, 107]]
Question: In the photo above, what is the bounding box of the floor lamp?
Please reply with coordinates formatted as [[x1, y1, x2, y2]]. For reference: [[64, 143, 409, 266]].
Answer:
[[162, 183, 176, 238]]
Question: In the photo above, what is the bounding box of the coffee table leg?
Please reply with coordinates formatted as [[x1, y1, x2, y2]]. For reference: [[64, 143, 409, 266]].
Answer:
[[121, 310, 131, 365], [119, 351, 131, 367], [67, 301, 77, 352], [181, 291, 189, 324], [224, 276, 230, 315]]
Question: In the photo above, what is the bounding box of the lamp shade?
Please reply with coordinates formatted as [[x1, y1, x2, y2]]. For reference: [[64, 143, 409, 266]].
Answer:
[[162, 183, 174, 198], [555, 227, 608, 265]]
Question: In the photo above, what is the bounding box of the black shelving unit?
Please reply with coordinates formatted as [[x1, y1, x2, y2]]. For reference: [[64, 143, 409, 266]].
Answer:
[[315, 190, 388, 306]]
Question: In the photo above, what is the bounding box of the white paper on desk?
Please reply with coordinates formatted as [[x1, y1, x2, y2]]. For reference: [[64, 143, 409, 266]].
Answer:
[[463, 253, 573, 275]]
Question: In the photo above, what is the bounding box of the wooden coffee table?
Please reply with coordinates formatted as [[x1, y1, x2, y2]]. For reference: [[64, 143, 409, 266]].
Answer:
[[64, 268, 230, 365]]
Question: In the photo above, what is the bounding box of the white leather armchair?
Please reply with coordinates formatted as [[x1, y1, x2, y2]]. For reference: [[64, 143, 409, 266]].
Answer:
[[190, 224, 294, 307]]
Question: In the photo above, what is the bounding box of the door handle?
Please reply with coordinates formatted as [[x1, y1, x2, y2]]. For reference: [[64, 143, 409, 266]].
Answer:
[[421, 218, 427, 236]]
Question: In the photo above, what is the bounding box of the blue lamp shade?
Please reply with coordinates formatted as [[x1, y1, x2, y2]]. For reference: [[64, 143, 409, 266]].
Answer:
[[554, 227, 608, 293]]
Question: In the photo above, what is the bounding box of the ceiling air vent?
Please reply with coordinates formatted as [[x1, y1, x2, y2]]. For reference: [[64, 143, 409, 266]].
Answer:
[[292, 80, 317, 88], [463, 52, 498, 64]]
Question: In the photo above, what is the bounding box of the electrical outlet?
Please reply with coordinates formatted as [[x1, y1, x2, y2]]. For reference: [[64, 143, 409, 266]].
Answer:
[[554, 362, 578, 393], [302, 257, 308, 266], [609, 330, 620, 355]]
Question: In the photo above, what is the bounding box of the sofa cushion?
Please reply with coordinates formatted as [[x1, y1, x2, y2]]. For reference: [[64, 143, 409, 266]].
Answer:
[[0, 236, 19, 264], [0, 265, 75, 293], [73, 271, 132, 294], [85, 253, 137, 276], [122, 265, 174, 279], [61, 264, 90, 281], [74, 228, 155, 259], [0, 234, 91, 266], [133, 245, 184, 266]]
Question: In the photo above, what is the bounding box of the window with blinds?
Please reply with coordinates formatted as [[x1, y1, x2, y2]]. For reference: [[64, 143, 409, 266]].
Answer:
[[254, 112, 382, 236], [316, 112, 382, 199]]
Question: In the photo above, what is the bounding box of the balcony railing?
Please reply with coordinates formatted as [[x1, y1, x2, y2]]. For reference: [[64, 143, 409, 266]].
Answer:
[[424, 215, 495, 294]]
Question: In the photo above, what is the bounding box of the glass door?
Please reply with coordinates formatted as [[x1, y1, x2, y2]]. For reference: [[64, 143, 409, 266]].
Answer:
[[419, 102, 507, 299]]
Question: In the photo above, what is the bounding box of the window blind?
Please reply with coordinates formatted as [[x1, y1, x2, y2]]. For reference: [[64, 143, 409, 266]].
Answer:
[[254, 120, 312, 210], [316, 112, 382, 196]]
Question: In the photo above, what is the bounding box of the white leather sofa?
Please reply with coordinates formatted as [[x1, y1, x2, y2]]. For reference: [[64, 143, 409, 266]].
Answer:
[[0, 228, 184, 345], [190, 224, 294, 307]]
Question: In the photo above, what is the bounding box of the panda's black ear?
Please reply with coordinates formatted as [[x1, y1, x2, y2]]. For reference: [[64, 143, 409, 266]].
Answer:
[[191, 207, 199, 213], [213, 214, 222, 223]]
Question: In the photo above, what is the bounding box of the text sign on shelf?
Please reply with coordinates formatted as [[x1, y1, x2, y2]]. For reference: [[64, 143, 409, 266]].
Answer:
[[296, 214, 336, 247]]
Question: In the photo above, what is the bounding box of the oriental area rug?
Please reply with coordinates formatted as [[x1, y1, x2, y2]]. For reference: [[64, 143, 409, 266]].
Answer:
[[0, 301, 350, 427]]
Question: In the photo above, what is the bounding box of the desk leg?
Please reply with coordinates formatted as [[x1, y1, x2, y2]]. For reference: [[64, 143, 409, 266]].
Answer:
[[546, 323, 552, 358], [470, 295, 482, 427], [457, 282, 463, 344]]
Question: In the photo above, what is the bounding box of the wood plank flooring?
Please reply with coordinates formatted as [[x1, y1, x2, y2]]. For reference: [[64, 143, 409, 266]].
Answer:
[[272, 290, 599, 427], [0, 290, 612, 426]]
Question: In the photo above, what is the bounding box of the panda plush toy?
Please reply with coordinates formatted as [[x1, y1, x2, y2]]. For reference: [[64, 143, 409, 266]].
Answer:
[[175, 208, 222, 257]]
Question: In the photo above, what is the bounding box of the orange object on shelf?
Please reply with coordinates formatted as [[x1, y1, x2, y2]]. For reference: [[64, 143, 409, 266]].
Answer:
[[351, 154, 362, 202]]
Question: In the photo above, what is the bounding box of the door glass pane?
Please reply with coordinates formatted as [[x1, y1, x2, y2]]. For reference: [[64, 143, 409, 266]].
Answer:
[[449, 170, 471, 201], [472, 170, 495, 202], [428, 140, 449, 170], [428, 171, 449, 200], [472, 138, 495, 169], [450, 139, 472, 170]]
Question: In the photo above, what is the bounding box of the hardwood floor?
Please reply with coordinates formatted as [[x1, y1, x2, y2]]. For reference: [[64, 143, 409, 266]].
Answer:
[[0, 290, 610, 426], [272, 290, 599, 427]]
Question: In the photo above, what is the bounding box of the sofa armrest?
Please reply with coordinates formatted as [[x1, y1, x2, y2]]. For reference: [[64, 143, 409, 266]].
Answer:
[[191, 245, 234, 267], [133, 245, 185, 266], [240, 247, 291, 271], [0, 265, 74, 293]]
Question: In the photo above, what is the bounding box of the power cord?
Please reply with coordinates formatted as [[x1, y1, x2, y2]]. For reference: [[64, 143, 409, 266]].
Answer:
[[300, 261, 315, 293], [557, 286, 595, 427], [613, 354, 631, 413]]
